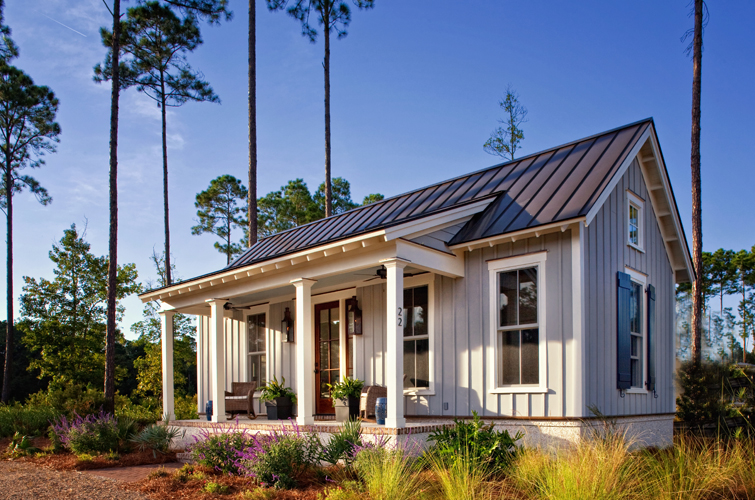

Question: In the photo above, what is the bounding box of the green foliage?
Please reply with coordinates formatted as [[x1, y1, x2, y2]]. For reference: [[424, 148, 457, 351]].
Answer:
[[0, 403, 60, 438], [327, 376, 363, 403], [130, 422, 184, 457], [175, 394, 199, 420], [190, 431, 254, 475], [115, 397, 162, 427], [353, 444, 421, 500], [0, 1, 18, 62], [361, 193, 384, 206], [426, 411, 521, 473], [259, 376, 297, 405], [426, 447, 491, 500], [58, 413, 121, 455], [131, 252, 197, 401], [203, 481, 230, 494], [483, 84, 527, 161], [321, 418, 362, 466], [257, 178, 371, 237], [192, 174, 248, 264], [6, 431, 40, 457], [267, 0, 375, 44], [240, 431, 322, 489], [19, 225, 140, 388]]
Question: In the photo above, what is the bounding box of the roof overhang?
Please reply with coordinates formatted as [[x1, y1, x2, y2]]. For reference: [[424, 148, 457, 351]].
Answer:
[[584, 122, 694, 284], [448, 218, 586, 252]]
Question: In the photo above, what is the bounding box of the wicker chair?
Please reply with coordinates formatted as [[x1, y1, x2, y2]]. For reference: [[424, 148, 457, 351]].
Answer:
[[359, 385, 387, 419], [224, 382, 257, 419]]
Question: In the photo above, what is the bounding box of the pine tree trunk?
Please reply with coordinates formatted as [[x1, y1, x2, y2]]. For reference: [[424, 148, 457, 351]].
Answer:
[[2, 160, 13, 403], [690, 0, 704, 364], [104, 0, 121, 414], [323, 10, 332, 218], [161, 80, 172, 287], [247, 0, 258, 246]]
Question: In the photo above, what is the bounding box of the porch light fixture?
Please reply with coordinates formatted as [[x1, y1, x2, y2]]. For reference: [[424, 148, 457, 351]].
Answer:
[[281, 307, 295, 342], [346, 296, 362, 335]]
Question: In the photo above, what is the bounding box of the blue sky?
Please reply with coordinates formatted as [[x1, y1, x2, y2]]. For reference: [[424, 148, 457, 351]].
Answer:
[[5, 0, 755, 338]]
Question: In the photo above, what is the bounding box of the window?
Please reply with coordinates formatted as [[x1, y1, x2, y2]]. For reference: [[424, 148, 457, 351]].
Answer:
[[488, 251, 547, 393], [403, 285, 429, 389], [627, 191, 644, 250], [247, 313, 266, 388], [497, 268, 539, 385], [625, 268, 646, 390]]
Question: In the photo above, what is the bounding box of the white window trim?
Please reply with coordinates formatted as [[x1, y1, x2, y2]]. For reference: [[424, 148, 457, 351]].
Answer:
[[243, 304, 269, 397], [487, 251, 548, 395], [625, 267, 648, 394], [403, 273, 435, 396], [627, 190, 645, 253]]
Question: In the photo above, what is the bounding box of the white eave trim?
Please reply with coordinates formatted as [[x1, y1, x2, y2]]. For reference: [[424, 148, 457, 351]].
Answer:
[[448, 217, 585, 252], [139, 229, 386, 302]]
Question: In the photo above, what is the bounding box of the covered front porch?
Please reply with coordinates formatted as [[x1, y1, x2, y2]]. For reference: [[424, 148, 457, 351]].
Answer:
[[152, 232, 465, 429]]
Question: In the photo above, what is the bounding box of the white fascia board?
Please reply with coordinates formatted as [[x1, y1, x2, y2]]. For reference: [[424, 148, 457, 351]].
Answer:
[[383, 198, 496, 242], [159, 243, 401, 310], [395, 239, 465, 278], [139, 229, 386, 303], [645, 128, 695, 283], [584, 125, 651, 226], [448, 218, 585, 251]]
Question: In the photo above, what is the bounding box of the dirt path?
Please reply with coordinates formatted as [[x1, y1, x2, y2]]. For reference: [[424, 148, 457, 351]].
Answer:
[[0, 461, 150, 500]]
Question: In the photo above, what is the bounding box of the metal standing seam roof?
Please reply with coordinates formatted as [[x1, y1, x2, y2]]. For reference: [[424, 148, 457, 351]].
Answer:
[[227, 118, 652, 270]]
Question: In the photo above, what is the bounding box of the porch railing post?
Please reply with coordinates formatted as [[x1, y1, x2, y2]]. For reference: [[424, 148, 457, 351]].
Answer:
[[208, 299, 226, 422], [383, 258, 408, 428], [159, 310, 175, 420], [292, 278, 316, 426]]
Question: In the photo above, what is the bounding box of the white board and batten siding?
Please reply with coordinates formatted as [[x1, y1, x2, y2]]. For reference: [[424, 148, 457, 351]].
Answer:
[[583, 158, 676, 417]]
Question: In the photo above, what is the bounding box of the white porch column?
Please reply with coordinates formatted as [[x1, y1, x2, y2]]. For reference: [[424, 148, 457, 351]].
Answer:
[[292, 278, 316, 426], [159, 310, 175, 420], [383, 258, 409, 428], [208, 299, 226, 422]]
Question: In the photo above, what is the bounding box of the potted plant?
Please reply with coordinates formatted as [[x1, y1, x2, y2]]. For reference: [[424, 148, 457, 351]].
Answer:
[[328, 376, 364, 422], [259, 376, 297, 421]]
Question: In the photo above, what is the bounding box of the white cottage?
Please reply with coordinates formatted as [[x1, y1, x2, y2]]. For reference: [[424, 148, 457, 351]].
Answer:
[[140, 118, 692, 447]]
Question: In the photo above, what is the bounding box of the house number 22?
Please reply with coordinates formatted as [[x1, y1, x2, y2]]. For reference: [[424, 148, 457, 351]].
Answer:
[[397, 307, 403, 327]]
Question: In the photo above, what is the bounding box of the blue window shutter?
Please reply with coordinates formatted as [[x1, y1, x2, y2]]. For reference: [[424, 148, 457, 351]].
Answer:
[[646, 284, 656, 392], [617, 272, 632, 390]]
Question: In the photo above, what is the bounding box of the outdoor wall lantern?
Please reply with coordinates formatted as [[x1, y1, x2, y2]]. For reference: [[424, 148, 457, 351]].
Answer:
[[346, 296, 362, 335], [281, 307, 295, 342]]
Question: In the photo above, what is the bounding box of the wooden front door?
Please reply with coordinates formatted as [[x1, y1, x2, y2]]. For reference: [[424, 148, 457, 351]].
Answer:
[[315, 301, 341, 414]]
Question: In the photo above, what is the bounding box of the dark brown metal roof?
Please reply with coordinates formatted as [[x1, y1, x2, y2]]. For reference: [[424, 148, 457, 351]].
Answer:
[[227, 118, 651, 269]]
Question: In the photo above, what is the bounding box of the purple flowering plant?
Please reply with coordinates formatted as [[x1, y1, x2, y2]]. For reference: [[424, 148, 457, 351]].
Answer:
[[51, 410, 120, 454]]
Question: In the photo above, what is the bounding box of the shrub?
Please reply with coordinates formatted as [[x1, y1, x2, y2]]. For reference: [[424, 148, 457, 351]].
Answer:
[[26, 385, 106, 416], [353, 438, 423, 500], [426, 411, 521, 473], [426, 447, 491, 500], [190, 428, 255, 475], [240, 487, 276, 500], [237, 426, 321, 489], [175, 394, 199, 420], [116, 399, 161, 427], [204, 481, 230, 494], [321, 419, 362, 466], [6, 432, 41, 457], [130, 422, 184, 457], [0, 403, 60, 437], [51, 411, 120, 454]]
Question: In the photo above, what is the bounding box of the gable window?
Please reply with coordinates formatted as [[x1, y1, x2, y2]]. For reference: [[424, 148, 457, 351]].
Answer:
[[248, 313, 266, 388], [627, 191, 644, 251], [488, 252, 547, 393], [404, 285, 429, 389]]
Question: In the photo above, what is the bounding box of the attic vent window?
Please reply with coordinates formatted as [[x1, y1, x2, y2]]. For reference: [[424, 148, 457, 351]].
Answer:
[[627, 191, 644, 251]]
